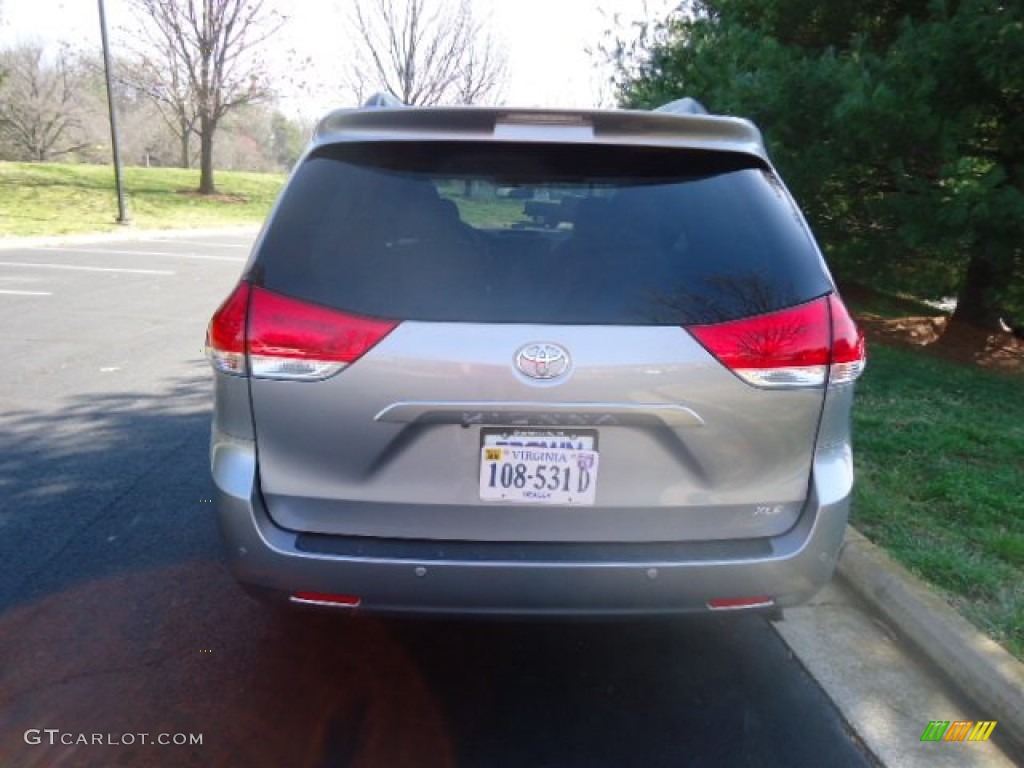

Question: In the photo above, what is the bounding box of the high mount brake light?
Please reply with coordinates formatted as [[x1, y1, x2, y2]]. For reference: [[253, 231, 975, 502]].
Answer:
[[688, 296, 865, 389], [205, 284, 398, 381]]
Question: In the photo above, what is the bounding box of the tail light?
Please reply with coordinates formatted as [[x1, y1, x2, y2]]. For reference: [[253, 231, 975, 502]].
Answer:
[[827, 295, 867, 385], [688, 295, 865, 388], [206, 283, 398, 381], [206, 282, 250, 375]]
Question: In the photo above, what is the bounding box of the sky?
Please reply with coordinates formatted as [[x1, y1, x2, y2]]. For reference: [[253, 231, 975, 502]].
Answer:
[[0, 0, 675, 117]]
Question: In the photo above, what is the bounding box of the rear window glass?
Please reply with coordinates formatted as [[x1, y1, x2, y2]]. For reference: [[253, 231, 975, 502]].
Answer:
[[252, 142, 831, 324]]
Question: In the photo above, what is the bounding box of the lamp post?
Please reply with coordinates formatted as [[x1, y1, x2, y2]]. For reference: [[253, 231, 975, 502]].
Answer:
[[98, 0, 130, 224]]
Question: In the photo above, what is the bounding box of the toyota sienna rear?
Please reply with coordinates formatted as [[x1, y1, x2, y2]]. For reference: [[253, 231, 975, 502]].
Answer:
[[206, 99, 865, 616]]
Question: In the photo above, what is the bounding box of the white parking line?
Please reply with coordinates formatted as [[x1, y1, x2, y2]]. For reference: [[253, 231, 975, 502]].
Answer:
[[36, 247, 244, 262], [0, 289, 52, 296], [147, 240, 250, 249], [0, 261, 174, 275]]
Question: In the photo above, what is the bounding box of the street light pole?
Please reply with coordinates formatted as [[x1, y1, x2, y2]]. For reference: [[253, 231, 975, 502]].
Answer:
[[98, 0, 130, 224]]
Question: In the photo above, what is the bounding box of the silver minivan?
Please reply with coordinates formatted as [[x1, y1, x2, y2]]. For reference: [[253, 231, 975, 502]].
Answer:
[[206, 99, 865, 616]]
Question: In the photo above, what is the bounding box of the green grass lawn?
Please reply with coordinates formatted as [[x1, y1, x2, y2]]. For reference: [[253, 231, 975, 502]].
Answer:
[[449, 195, 534, 228], [0, 161, 285, 237], [851, 343, 1023, 658]]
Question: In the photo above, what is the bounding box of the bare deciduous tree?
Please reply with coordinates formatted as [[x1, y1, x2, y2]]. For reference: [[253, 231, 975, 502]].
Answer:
[[0, 44, 89, 161], [124, 0, 284, 193], [345, 0, 506, 106], [119, 40, 199, 169]]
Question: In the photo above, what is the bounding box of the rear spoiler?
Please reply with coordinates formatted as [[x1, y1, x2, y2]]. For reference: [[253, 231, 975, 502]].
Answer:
[[362, 92, 405, 109], [315, 99, 764, 160], [360, 93, 710, 115]]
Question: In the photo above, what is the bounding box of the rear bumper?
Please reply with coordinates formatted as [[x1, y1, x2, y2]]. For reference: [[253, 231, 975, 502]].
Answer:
[[211, 437, 851, 617]]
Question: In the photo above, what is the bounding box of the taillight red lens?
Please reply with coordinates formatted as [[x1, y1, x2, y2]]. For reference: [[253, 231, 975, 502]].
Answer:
[[206, 282, 250, 375], [688, 295, 866, 388], [828, 295, 866, 384], [688, 298, 832, 388], [247, 287, 398, 380], [205, 284, 398, 380]]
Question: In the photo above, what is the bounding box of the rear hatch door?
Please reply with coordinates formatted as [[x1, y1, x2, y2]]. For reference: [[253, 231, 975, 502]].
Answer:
[[247, 141, 834, 543]]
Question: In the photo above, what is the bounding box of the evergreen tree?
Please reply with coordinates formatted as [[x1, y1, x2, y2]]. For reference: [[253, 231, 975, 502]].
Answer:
[[610, 0, 1023, 331]]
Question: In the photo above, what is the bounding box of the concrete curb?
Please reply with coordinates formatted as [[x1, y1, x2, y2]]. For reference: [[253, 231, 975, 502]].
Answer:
[[0, 225, 260, 250], [837, 525, 1024, 750]]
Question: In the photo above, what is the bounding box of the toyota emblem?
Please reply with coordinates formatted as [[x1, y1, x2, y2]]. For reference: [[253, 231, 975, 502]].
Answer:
[[514, 342, 571, 381]]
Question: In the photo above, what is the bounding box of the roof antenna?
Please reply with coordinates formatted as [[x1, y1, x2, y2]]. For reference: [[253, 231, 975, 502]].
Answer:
[[362, 92, 406, 109], [654, 97, 709, 116]]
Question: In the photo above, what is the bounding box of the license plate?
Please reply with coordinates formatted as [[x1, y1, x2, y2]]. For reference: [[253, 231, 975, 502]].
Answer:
[[479, 429, 599, 505]]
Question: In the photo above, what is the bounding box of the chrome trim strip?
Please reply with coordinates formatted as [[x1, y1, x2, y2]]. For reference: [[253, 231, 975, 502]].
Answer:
[[373, 401, 705, 427]]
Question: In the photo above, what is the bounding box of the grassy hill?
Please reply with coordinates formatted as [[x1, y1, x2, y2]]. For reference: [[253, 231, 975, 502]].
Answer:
[[0, 162, 286, 237]]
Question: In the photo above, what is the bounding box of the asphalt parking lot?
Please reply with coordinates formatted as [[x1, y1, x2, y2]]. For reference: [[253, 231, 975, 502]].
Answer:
[[0, 232, 1013, 767]]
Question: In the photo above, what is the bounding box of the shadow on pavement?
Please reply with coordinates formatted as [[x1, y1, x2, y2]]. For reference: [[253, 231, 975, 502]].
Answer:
[[0, 368, 871, 767], [0, 559, 871, 767], [0, 368, 218, 610]]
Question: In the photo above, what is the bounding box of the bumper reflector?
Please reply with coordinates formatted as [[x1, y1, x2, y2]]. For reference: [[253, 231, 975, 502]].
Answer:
[[289, 591, 362, 608], [707, 596, 775, 611]]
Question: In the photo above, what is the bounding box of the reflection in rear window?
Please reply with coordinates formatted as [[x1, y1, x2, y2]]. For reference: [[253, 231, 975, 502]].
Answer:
[[253, 142, 832, 324]]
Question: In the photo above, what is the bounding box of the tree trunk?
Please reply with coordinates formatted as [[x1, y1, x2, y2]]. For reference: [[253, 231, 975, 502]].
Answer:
[[179, 129, 190, 169], [198, 115, 216, 194], [946, 249, 1010, 332]]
